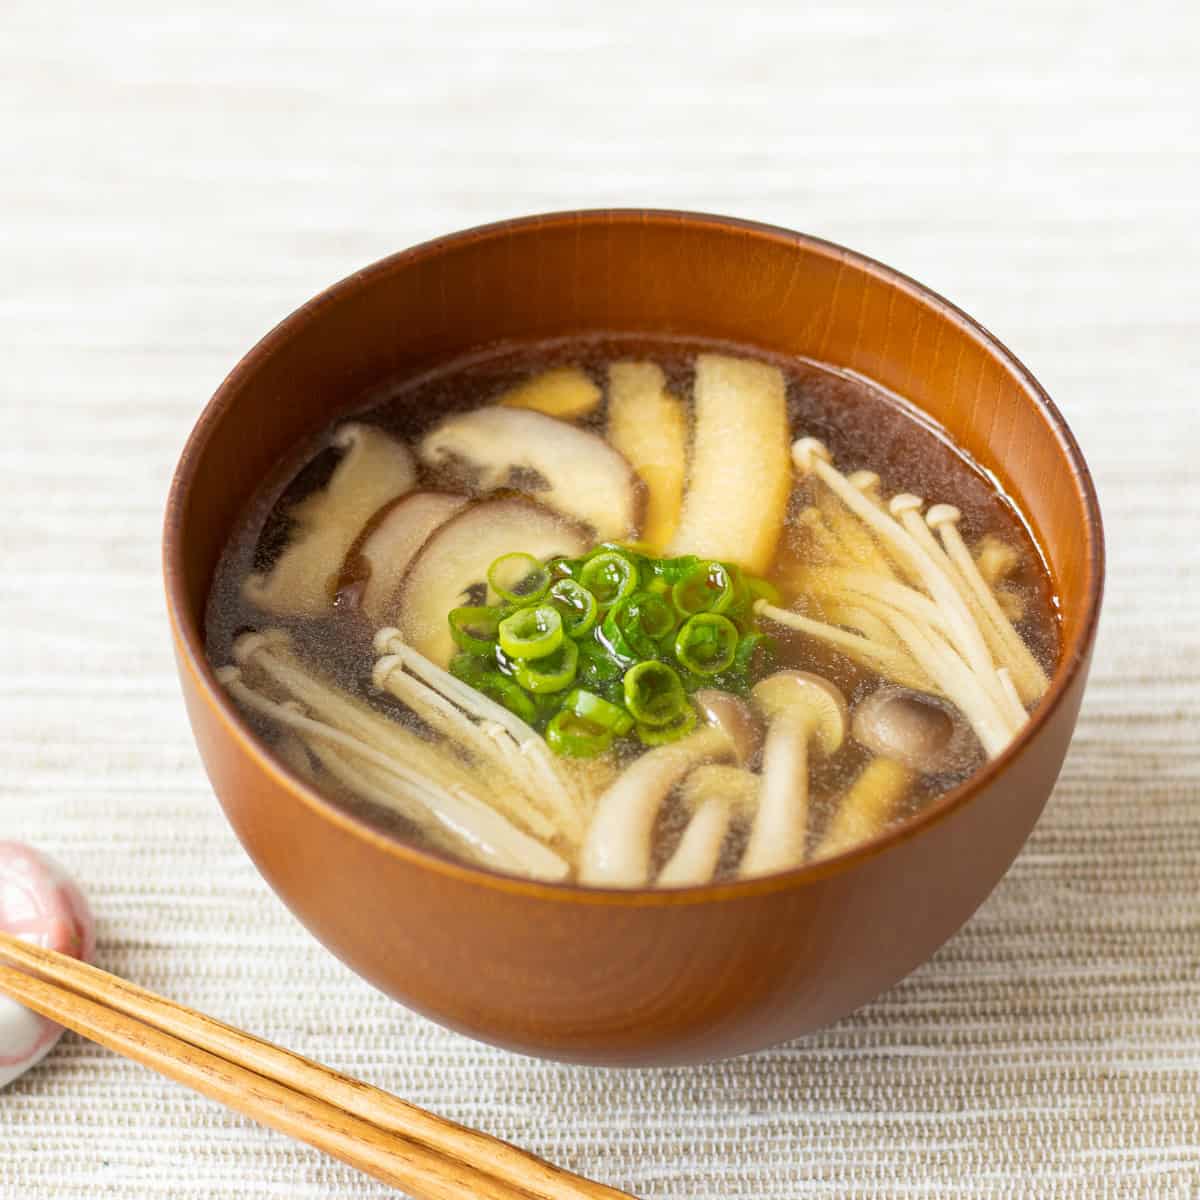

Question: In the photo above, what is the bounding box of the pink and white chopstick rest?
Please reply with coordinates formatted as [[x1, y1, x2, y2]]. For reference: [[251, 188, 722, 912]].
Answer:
[[0, 842, 95, 1088]]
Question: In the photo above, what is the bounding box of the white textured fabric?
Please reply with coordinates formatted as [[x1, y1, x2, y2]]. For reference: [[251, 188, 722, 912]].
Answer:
[[2, 1, 1198, 1196]]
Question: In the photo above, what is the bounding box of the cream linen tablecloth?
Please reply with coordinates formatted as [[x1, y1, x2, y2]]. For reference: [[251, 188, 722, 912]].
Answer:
[[2, 2, 1197, 1196]]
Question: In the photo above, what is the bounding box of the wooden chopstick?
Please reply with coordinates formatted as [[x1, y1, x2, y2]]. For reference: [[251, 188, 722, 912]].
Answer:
[[0, 933, 635, 1200]]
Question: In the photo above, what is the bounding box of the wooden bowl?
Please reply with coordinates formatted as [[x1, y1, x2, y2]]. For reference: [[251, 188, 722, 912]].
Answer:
[[164, 212, 1104, 1066]]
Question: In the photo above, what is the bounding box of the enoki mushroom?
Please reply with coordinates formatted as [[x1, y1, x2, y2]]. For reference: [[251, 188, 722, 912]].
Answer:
[[758, 437, 1050, 760], [224, 631, 570, 881]]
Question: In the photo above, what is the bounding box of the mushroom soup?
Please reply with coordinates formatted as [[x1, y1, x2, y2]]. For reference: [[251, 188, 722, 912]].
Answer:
[[207, 336, 1059, 887]]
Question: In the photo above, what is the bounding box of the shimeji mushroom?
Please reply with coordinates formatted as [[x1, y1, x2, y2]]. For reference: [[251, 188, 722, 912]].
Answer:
[[740, 671, 848, 878], [578, 691, 760, 888], [218, 662, 569, 881], [811, 675, 977, 864], [851, 685, 973, 775], [341, 492, 467, 625], [607, 361, 687, 552], [668, 354, 791, 574], [418, 407, 640, 540], [656, 766, 760, 888], [497, 366, 602, 420], [243, 424, 417, 617]]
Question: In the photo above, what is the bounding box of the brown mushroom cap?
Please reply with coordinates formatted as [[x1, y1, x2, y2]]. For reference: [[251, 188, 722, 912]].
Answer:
[[750, 671, 848, 757], [851, 685, 972, 774], [693, 689, 762, 765]]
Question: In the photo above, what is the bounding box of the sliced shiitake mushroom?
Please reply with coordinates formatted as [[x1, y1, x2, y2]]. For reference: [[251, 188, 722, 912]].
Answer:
[[243, 424, 417, 617], [418, 407, 640, 540], [394, 497, 590, 667], [340, 491, 468, 625]]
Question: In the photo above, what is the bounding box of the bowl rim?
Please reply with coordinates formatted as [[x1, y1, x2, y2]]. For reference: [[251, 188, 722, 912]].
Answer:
[[163, 208, 1106, 907]]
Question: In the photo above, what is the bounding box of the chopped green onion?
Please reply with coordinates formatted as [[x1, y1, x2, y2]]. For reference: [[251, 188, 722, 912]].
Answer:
[[745, 575, 782, 607], [646, 553, 701, 584], [623, 660, 687, 727], [604, 591, 676, 659], [545, 709, 614, 757], [548, 578, 598, 638], [448, 605, 505, 654], [671, 561, 736, 617], [636, 705, 698, 745], [449, 654, 538, 723], [488, 552, 551, 604], [732, 631, 775, 678], [513, 638, 578, 693], [497, 605, 563, 660], [563, 688, 634, 735], [674, 613, 739, 676], [579, 551, 639, 607]]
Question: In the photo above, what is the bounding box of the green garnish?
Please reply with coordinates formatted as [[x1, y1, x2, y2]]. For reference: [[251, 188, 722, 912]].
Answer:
[[547, 577, 599, 638], [512, 638, 578, 693], [448, 605, 505, 655], [497, 605, 563, 659], [579, 550, 639, 606], [488, 552, 551, 604], [446, 546, 776, 755], [674, 612, 739, 676], [623, 660, 687, 726]]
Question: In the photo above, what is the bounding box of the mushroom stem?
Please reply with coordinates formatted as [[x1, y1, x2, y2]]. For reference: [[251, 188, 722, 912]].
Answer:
[[233, 632, 485, 796], [741, 672, 848, 879], [794, 439, 1001, 697], [219, 667, 568, 881], [373, 627, 537, 744], [926, 505, 1050, 704], [656, 767, 760, 888], [754, 600, 933, 692], [812, 758, 914, 862], [996, 667, 1030, 730], [861, 602, 1018, 758], [739, 713, 812, 877], [805, 566, 950, 634], [578, 727, 731, 887], [372, 654, 568, 843]]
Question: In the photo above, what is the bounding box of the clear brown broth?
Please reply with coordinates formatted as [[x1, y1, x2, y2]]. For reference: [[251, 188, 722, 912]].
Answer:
[[206, 334, 1060, 874]]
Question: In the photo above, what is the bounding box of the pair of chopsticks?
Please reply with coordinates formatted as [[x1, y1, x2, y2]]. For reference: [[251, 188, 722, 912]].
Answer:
[[0, 932, 635, 1200]]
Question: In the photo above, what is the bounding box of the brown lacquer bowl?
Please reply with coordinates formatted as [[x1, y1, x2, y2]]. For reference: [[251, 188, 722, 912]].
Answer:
[[164, 212, 1104, 1066]]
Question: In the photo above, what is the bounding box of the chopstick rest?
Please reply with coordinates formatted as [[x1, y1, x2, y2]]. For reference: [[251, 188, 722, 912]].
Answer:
[[0, 842, 94, 1088]]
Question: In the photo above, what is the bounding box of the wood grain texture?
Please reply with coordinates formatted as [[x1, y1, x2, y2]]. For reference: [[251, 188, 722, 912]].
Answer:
[[2, 0, 1197, 1197]]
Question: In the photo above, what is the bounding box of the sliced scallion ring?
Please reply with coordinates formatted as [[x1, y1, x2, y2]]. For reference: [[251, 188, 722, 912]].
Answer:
[[622, 660, 687, 727], [674, 613, 739, 676], [513, 638, 579, 693], [488, 552, 551, 604], [671, 560, 736, 617], [636, 705, 698, 746], [563, 688, 634, 736], [545, 709, 614, 757], [448, 605, 505, 654], [579, 551, 639, 607], [548, 578, 599, 638], [497, 605, 563, 660]]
